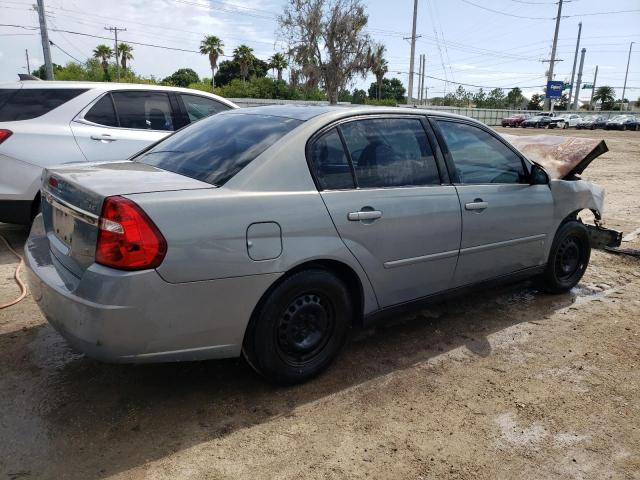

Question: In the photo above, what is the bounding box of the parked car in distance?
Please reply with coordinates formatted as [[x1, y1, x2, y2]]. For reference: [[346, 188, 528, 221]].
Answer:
[[26, 106, 603, 384], [575, 115, 607, 130], [604, 115, 639, 131], [0, 81, 237, 224], [501, 113, 530, 128], [521, 115, 550, 128], [559, 114, 581, 129]]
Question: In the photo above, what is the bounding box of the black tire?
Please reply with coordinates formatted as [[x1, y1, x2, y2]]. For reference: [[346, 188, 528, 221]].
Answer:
[[243, 269, 353, 385], [590, 125, 595, 130], [538, 221, 591, 294]]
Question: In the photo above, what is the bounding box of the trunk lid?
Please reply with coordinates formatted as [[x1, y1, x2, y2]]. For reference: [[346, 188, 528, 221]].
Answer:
[[501, 134, 608, 179], [41, 161, 213, 278]]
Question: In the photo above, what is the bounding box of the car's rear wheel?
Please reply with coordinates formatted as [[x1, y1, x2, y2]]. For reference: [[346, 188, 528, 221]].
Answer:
[[538, 220, 591, 294], [243, 269, 352, 384]]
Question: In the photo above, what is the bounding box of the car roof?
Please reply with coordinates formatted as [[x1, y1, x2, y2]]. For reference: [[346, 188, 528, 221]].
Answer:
[[0, 80, 238, 108], [223, 104, 479, 123]]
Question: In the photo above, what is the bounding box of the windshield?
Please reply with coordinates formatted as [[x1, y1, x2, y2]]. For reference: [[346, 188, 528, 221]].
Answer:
[[610, 116, 627, 121], [136, 113, 302, 186]]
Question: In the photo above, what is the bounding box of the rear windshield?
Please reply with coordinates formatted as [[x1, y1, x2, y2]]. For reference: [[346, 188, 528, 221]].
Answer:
[[0, 88, 88, 121], [136, 113, 302, 186]]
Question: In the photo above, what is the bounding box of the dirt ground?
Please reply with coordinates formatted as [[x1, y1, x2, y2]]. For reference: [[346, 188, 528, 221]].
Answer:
[[0, 128, 638, 480]]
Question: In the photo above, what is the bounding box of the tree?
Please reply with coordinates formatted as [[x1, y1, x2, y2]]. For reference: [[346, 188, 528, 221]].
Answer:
[[369, 44, 388, 100], [486, 88, 506, 109], [269, 53, 288, 82], [233, 45, 255, 82], [214, 58, 269, 86], [527, 93, 544, 111], [279, 0, 373, 104], [505, 87, 525, 109], [93, 44, 113, 80], [352, 88, 367, 104], [368, 77, 405, 102], [117, 43, 133, 70], [163, 68, 199, 87], [200, 35, 224, 89], [473, 89, 487, 108], [593, 86, 616, 110], [555, 93, 569, 111]]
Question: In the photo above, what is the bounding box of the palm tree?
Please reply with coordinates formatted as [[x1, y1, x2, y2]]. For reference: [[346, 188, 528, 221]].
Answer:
[[233, 44, 255, 82], [592, 86, 616, 109], [269, 53, 288, 82], [199, 35, 224, 89], [369, 44, 388, 100], [93, 44, 113, 79], [117, 43, 133, 70]]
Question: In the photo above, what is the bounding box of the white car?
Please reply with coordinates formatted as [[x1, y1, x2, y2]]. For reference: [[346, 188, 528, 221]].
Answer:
[[559, 114, 581, 129], [0, 81, 237, 224]]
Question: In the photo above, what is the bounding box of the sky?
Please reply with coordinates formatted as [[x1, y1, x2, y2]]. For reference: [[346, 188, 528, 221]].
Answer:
[[1, 0, 639, 104]]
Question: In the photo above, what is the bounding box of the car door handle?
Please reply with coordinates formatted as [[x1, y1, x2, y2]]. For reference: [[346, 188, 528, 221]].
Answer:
[[465, 200, 488, 211], [348, 210, 383, 221], [90, 134, 117, 142]]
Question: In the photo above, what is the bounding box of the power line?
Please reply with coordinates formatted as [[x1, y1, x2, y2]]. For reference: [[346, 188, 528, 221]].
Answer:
[[49, 38, 82, 63], [459, 0, 554, 19]]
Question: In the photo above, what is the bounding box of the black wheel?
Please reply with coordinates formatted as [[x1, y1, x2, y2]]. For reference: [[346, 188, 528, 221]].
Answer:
[[590, 125, 595, 130], [243, 269, 352, 384], [538, 221, 591, 294]]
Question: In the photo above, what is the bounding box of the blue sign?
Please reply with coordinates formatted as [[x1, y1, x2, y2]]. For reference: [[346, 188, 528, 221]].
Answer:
[[546, 80, 564, 100]]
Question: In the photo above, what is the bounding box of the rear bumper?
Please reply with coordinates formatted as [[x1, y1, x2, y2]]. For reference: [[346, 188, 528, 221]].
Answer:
[[25, 215, 281, 363]]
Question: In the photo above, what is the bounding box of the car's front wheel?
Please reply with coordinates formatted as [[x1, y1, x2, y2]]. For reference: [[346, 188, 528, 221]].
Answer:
[[243, 269, 353, 384], [538, 220, 591, 294]]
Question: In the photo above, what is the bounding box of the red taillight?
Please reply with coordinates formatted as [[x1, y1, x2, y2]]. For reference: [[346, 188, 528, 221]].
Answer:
[[96, 196, 167, 270], [0, 129, 12, 145]]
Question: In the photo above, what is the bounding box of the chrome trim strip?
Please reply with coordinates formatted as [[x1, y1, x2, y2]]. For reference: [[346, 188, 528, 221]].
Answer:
[[460, 234, 547, 255], [42, 190, 99, 226], [384, 249, 459, 269]]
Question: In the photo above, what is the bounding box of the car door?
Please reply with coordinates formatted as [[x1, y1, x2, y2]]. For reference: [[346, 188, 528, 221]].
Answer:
[[432, 118, 554, 287], [309, 116, 462, 308], [70, 90, 176, 162]]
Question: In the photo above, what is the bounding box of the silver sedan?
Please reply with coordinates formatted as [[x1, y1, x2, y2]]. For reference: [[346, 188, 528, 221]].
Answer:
[[26, 105, 602, 384]]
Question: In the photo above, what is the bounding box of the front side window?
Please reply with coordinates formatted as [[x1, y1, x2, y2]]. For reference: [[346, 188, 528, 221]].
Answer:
[[339, 118, 440, 188], [179, 94, 229, 123], [137, 113, 302, 186], [0, 88, 87, 121], [111, 91, 174, 131], [309, 128, 355, 190], [436, 120, 527, 184]]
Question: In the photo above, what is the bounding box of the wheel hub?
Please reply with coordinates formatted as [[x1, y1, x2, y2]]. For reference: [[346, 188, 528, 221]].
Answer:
[[556, 236, 582, 280], [278, 294, 331, 356]]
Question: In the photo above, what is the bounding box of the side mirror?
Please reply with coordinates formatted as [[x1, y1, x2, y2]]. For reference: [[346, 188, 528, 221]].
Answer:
[[530, 163, 549, 185]]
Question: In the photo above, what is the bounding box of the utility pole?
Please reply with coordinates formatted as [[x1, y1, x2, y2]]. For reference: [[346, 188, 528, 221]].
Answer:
[[105, 26, 127, 82], [567, 22, 582, 109], [589, 65, 598, 110], [572, 48, 586, 111], [421, 54, 426, 105], [25, 49, 31, 75], [406, 0, 418, 104], [35, 0, 54, 80], [621, 42, 634, 112], [544, 0, 564, 110], [418, 54, 425, 104]]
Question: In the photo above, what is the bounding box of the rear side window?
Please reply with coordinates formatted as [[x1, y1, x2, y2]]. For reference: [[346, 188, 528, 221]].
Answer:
[[309, 128, 355, 190], [437, 120, 526, 184], [0, 88, 87, 121], [340, 118, 441, 188], [179, 94, 229, 122], [111, 91, 174, 131], [137, 113, 302, 186], [84, 94, 118, 127]]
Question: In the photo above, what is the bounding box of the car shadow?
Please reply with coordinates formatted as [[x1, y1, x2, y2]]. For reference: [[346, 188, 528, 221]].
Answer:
[[0, 279, 581, 480]]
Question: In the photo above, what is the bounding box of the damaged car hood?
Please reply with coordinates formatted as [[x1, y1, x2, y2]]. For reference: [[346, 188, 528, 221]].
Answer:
[[501, 134, 608, 179]]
